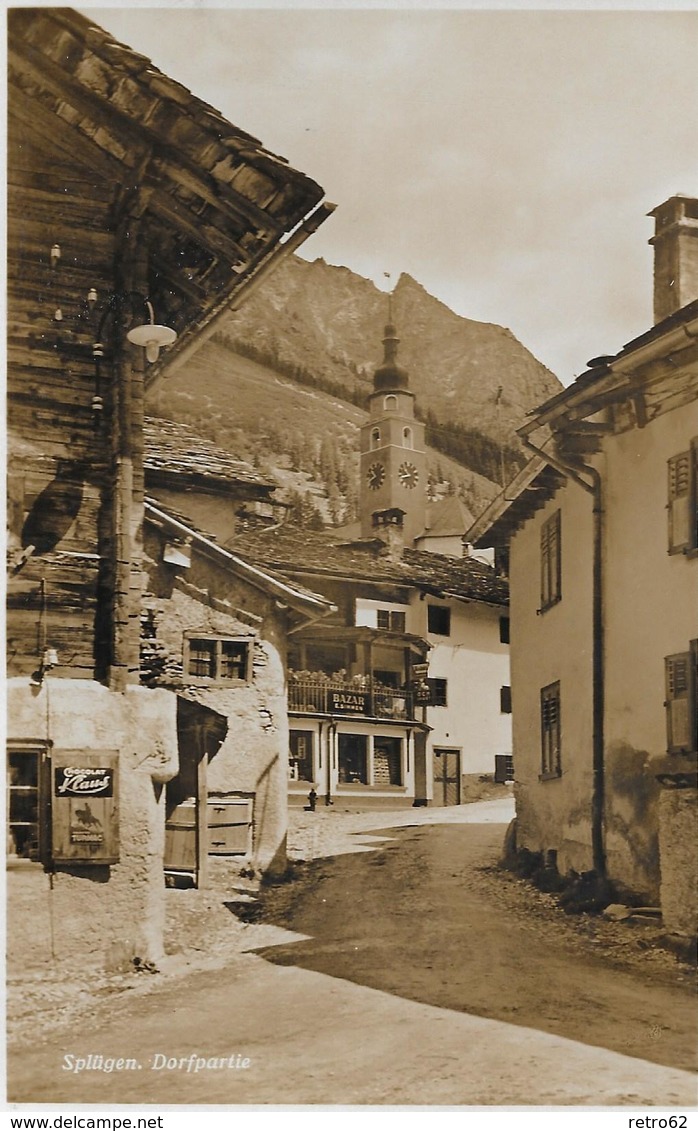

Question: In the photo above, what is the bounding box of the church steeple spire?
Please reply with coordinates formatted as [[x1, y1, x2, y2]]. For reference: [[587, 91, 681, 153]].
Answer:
[[373, 292, 409, 392]]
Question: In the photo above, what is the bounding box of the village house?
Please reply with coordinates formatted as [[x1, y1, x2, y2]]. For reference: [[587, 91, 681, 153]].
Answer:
[[142, 501, 334, 885], [6, 7, 332, 967], [143, 315, 512, 808], [230, 523, 510, 808], [467, 195, 698, 938]]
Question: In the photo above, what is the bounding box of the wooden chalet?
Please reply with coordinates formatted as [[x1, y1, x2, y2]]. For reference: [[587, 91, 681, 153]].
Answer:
[[6, 7, 332, 969]]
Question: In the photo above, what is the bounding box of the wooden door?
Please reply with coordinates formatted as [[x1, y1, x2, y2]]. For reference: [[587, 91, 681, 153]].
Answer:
[[433, 747, 461, 806]]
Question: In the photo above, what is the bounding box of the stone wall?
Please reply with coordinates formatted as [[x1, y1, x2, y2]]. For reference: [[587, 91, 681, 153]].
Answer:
[[658, 789, 698, 938]]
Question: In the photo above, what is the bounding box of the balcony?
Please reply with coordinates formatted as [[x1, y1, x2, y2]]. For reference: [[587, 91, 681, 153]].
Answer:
[[288, 672, 415, 721]]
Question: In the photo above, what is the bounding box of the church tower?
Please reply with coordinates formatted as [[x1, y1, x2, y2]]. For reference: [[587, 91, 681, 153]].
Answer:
[[359, 307, 426, 545]]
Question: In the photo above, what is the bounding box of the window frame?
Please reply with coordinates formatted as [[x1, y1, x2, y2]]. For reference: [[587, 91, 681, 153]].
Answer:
[[183, 633, 253, 686], [376, 608, 407, 633], [540, 509, 562, 611], [500, 685, 512, 714], [499, 616, 510, 644], [427, 604, 451, 637], [427, 677, 448, 707], [7, 739, 52, 867], [540, 681, 561, 780]]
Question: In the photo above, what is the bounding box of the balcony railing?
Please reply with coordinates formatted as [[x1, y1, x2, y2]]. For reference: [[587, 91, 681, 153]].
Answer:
[[288, 676, 415, 720]]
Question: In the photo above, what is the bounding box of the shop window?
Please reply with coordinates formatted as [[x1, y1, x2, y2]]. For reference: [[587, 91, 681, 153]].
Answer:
[[376, 608, 406, 633], [373, 737, 403, 786], [428, 678, 448, 707], [665, 645, 698, 754], [668, 443, 698, 554], [184, 635, 251, 684], [289, 731, 314, 782], [428, 604, 451, 636], [499, 616, 510, 644], [7, 742, 50, 864], [500, 686, 512, 714], [540, 682, 561, 779], [338, 733, 368, 784], [540, 510, 562, 610]]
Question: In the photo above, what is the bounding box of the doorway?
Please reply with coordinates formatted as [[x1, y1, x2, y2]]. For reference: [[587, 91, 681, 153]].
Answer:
[[433, 747, 461, 806]]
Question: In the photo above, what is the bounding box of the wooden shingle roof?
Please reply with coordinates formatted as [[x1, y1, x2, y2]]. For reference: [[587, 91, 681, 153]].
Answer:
[[232, 527, 509, 606], [144, 418, 276, 494]]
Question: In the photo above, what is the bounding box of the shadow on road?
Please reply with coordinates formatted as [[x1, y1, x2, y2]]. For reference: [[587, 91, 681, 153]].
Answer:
[[251, 821, 697, 1073]]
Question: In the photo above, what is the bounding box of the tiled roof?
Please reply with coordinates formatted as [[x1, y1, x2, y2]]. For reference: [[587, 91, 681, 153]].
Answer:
[[144, 418, 276, 491], [232, 526, 509, 606]]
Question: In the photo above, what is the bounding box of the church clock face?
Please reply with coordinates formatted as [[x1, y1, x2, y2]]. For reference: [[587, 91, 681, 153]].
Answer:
[[398, 461, 419, 488], [367, 462, 385, 490]]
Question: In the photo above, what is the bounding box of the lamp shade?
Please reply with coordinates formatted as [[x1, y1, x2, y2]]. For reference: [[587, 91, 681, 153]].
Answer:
[[126, 322, 177, 363]]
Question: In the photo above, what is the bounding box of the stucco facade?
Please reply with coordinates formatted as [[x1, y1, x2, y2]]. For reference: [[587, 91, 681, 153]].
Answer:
[[505, 397, 697, 903], [470, 278, 698, 925], [7, 682, 178, 968], [509, 482, 597, 879], [413, 596, 512, 787]]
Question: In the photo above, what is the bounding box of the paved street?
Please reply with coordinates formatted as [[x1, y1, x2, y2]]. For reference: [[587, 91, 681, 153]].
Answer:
[[8, 800, 698, 1107]]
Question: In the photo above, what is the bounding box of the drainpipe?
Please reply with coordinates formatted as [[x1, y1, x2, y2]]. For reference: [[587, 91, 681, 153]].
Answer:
[[519, 431, 606, 879], [326, 720, 336, 807]]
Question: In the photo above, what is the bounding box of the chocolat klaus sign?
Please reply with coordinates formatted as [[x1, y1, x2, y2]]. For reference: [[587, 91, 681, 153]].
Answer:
[[51, 751, 119, 864], [55, 767, 114, 797]]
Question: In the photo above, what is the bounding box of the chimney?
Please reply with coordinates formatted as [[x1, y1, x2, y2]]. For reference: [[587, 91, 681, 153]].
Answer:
[[648, 196, 698, 324], [372, 508, 405, 563]]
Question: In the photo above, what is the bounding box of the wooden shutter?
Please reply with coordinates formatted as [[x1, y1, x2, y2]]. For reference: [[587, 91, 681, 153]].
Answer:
[[665, 650, 697, 754], [541, 682, 561, 776], [541, 511, 561, 608], [668, 453, 691, 552]]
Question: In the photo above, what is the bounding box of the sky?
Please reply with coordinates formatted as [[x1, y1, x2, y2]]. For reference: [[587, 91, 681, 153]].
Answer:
[[74, 2, 698, 384]]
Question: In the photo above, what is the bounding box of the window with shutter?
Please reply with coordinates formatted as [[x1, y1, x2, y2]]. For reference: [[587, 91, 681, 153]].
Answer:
[[665, 648, 697, 754], [540, 511, 562, 610], [540, 681, 561, 778], [668, 443, 698, 554], [668, 453, 691, 553]]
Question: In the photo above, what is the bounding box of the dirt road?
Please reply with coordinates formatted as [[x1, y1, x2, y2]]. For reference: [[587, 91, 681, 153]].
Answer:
[[257, 820, 697, 1072], [7, 802, 697, 1106]]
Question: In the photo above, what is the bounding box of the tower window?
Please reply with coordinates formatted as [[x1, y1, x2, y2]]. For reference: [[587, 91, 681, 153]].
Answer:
[[384, 395, 397, 411], [371, 428, 381, 450], [402, 427, 413, 448]]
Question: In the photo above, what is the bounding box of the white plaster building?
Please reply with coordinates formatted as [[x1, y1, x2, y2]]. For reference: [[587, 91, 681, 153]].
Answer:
[[468, 195, 698, 935]]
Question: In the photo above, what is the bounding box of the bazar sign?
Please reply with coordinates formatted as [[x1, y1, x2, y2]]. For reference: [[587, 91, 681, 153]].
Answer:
[[328, 690, 370, 714], [55, 767, 114, 797]]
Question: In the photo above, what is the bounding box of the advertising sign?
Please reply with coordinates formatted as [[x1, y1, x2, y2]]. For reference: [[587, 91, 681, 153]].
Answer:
[[328, 689, 370, 715], [51, 751, 119, 864]]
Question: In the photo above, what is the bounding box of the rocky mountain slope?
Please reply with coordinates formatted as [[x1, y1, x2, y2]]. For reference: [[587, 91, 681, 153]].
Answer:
[[148, 255, 562, 527], [214, 255, 562, 447]]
